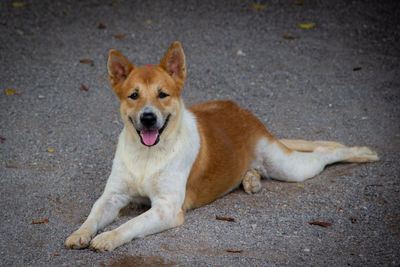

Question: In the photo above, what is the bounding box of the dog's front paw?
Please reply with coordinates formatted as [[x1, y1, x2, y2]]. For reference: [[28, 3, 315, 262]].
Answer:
[[65, 229, 92, 249], [90, 230, 122, 251]]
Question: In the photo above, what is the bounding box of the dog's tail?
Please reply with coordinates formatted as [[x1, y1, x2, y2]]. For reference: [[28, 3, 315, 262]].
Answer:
[[279, 139, 379, 163]]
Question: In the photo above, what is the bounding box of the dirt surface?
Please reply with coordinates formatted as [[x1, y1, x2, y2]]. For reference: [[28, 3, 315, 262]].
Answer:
[[1, 0, 399, 266]]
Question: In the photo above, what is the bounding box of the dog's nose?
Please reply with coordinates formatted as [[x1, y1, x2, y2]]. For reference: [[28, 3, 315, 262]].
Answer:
[[140, 112, 157, 127]]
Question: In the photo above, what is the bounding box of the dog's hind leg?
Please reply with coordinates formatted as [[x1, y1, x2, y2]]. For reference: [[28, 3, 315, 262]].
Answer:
[[252, 138, 379, 183]]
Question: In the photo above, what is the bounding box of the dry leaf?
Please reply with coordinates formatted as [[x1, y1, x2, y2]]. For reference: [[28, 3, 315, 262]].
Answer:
[[46, 148, 54, 153], [62, 9, 69, 15], [252, 4, 267, 9], [216, 216, 236, 222], [295, 1, 304, 5], [99, 77, 106, 81], [79, 59, 94, 64], [353, 67, 362, 71], [5, 164, 17, 168], [308, 221, 331, 227], [226, 249, 242, 253], [12, 2, 28, 7], [114, 34, 125, 39], [299, 23, 316, 29], [109, 3, 118, 7], [0, 136, 5, 143], [283, 34, 296, 40], [52, 254, 61, 257], [31, 218, 49, 224], [98, 23, 106, 29], [81, 84, 89, 91]]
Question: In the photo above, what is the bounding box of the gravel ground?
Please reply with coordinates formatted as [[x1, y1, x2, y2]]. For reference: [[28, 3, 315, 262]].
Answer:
[[1, 0, 399, 266]]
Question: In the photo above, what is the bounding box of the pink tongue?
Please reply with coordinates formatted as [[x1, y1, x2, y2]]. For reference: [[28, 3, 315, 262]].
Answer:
[[140, 130, 159, 146]]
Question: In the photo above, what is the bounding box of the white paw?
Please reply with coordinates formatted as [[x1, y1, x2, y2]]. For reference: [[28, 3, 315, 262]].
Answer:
[[65, 229, 92, 249], [243, 169, 262, 194], [90, 231, 121, 251]]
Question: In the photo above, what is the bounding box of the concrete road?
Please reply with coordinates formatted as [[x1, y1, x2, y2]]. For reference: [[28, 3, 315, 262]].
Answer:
[[1, 0, 399, 266]]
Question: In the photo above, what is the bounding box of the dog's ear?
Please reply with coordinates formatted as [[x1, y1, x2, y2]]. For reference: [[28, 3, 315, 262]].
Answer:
[[160, 41, 186, 85], [107, 50, 135, 87]]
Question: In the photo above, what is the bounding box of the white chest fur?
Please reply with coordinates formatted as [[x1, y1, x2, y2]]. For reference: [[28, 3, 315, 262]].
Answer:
[[106, 109, 200, 201]]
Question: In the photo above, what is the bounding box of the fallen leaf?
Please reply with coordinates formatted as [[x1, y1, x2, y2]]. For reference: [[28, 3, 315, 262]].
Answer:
[[12, 2, 28, 7], [5, 89, 22, 95], [283, 34, 296, 40], [81, 84, 89, 91], [299, 23, 316, 29], [295, 1, 304, 5], [298, 185, 305, 189], [308, 221, 331, 227], [252, 4, 267, 9], [0, 136, 5, 143], [6, 89, 15, 95], [99, 77, 106, 81], [98, 23, 106, 29], [109, 3, 118, 7], [146, 19, 152, 24], [350, 217, 357, 223], [62, 9, 69, 15], [226, 249, 242, 253], [46, 148, 54, 153], [79, 59, 94, 64], [5, 164, 17, 168], [114, 34, 125, 39], [353, 67, 362, 71], [16, 29, 24, 36], [52, 254, 61, 256], [31, 218, 49, 224], [216, 216, 236, 222]]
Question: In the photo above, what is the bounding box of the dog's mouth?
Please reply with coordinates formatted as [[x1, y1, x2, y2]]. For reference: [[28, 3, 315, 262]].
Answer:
[[130, 115, 171, 147]]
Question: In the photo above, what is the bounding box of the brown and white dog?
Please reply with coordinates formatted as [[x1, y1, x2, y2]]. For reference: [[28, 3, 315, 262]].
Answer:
[[65, 42, 379, 251]]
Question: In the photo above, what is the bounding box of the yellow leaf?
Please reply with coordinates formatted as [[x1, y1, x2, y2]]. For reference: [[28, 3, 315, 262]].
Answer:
[[5, 89, 22, 95], [146, 19, 152, 24], [298, 185, 305, 189], [299, 23, 316, 29], [6, 89, 15, 95], [252, 4, 267, 9], [12, 2, 28, 7], [46, 148, 54, 153]]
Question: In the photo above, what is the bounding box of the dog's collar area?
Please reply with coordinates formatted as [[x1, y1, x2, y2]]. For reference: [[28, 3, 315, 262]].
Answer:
[[132, 114, 171, 147]]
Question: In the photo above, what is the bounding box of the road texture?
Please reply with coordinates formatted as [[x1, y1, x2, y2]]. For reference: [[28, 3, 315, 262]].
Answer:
[[1, 0, 399, 266]]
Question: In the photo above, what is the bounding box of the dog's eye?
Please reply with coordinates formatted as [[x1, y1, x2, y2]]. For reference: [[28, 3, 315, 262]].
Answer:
[[129, 92, 139, 100], [158, 91, 169, 99]]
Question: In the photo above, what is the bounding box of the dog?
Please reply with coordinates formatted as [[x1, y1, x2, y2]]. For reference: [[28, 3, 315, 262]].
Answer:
[[65, 41, 379, 251]]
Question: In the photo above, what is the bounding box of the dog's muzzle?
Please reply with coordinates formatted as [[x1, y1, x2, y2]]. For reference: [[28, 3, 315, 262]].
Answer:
[[130, 114, 171, 147]]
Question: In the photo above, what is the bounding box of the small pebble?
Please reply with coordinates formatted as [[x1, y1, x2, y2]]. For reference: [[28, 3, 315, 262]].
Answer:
[[236, 50, 246, 56]]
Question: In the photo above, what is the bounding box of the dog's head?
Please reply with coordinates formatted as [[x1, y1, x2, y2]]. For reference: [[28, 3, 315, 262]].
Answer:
[[107, 42, 186, 147]]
